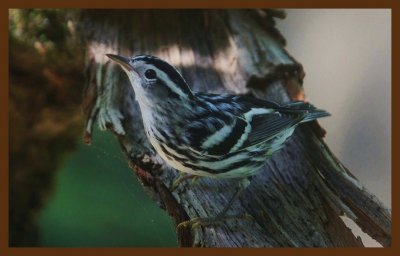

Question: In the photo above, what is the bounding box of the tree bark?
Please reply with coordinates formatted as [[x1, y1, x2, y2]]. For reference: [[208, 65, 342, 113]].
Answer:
[[80, 9, 391, 247]]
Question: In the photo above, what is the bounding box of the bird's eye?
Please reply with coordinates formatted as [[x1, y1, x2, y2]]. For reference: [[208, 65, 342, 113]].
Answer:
[[144, 69, 157, 80]]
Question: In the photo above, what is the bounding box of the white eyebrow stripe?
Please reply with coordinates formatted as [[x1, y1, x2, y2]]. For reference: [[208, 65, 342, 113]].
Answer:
[[148, 64, 187, 98]]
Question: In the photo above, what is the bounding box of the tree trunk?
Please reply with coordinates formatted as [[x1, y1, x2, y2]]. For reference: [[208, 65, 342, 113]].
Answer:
[[9, 9, 84, 246], [80, 9, 391, 247]]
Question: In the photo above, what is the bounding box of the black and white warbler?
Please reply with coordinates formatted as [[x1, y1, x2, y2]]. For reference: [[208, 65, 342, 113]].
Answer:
[[106, 54, 330, 228]]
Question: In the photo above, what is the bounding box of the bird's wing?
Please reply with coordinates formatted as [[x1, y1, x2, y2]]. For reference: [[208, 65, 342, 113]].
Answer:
[[230, 108, 305, 153], [183, 94, 307, 157]]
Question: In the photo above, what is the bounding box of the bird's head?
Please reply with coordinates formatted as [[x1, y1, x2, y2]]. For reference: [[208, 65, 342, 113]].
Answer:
[[106, 54, 193, 107]]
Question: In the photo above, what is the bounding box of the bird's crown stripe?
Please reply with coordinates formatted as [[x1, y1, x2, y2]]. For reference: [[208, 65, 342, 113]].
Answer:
[[138, 56, 193, 96]]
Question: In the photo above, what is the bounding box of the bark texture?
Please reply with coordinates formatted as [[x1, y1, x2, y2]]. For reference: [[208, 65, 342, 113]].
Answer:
[[80, 10, 391, 247]]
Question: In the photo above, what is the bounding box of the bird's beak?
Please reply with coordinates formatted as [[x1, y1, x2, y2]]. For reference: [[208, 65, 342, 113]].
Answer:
[[106, 54, 133, 71]]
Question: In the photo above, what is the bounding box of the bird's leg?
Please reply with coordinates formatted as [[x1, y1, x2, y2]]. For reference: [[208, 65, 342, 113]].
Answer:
[[170, 173, 200, 191], [177, 177, 253, 230]]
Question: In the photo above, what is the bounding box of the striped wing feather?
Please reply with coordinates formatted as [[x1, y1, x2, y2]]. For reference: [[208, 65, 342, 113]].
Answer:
[[184, 94, 308, 156], [238, 111, 305, 150]]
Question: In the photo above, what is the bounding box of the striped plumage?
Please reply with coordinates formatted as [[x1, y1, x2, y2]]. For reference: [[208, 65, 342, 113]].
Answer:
[[106, 54, 330, 226], [147, 92, 326, 179]]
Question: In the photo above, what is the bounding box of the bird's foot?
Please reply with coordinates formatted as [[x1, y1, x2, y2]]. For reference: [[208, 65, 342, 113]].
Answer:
[[170, 174, 200, 191], [177, 214, 254, 231]]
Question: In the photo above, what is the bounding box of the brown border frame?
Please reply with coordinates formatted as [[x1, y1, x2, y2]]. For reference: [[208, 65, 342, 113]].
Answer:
[[1, 1, 398, 255]]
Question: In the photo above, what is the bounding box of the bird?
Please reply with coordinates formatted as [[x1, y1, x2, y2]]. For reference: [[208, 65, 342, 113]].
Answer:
[[106, 53, 330, 229]]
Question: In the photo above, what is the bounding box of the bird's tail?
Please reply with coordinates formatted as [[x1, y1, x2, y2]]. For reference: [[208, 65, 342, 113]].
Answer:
[[284, 101, 331, 123]]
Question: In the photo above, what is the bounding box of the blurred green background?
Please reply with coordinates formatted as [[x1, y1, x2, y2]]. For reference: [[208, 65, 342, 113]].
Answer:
[[9, 9, 177, 247], [37, 130, 177, 247]]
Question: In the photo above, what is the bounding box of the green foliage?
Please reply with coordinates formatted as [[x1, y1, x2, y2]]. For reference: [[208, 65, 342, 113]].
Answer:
[[37, 130, 178, 247], [10, 9, 73, 45]]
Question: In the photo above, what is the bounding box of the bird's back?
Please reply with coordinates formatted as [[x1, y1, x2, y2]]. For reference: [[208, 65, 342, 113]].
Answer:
[[145, 92, 329, 178]]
